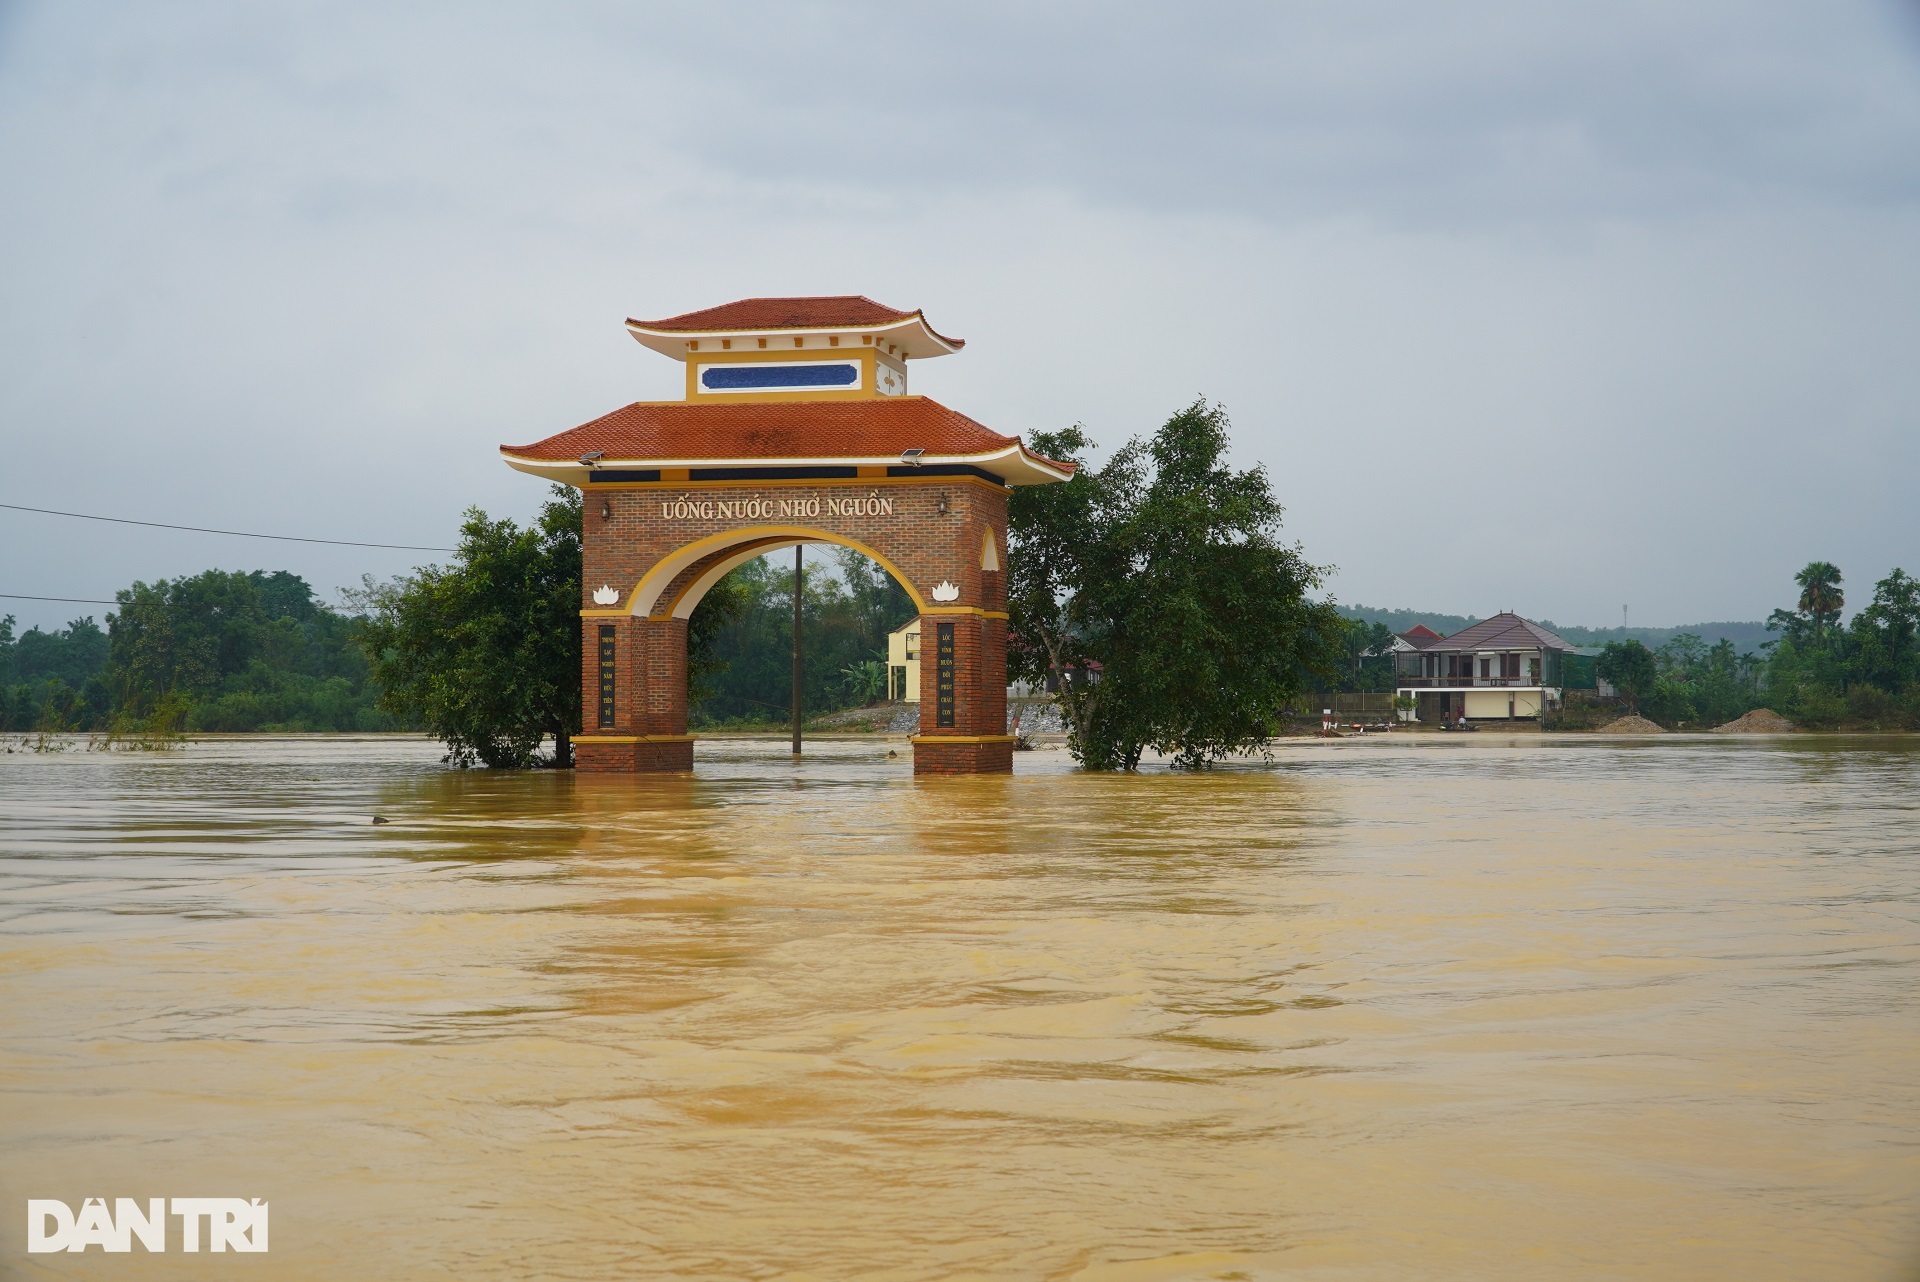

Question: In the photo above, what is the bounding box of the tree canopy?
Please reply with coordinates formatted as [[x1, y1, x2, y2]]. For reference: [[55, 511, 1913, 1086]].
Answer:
[[1595, 640, 1657, 711], [689, 547, 914, 724], [3, 572, 387, 736], [1795, 561, 1845, 632], [1008, 400, 1345, 769], [352, 487, 582, 767], [1759, 562, 1920, 727]]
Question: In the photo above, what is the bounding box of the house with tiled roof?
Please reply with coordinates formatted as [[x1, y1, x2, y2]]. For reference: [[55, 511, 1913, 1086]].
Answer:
[[1393, 613, 1578, 725]]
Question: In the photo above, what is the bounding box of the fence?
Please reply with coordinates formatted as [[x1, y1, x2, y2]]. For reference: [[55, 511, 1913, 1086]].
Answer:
[[1292, 692, 1398, 721]]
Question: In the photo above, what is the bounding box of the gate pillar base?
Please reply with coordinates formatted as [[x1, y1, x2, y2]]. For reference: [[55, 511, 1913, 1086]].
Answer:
[[575, 735, 696, 773], [911, 735, 1016, 776]]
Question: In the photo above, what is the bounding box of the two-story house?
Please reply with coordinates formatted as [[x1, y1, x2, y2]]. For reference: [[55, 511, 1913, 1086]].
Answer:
[[1394, 612, 1576, 725]]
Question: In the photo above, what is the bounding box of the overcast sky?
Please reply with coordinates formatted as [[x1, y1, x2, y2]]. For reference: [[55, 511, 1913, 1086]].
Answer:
[[3, 1, 1918, 633]]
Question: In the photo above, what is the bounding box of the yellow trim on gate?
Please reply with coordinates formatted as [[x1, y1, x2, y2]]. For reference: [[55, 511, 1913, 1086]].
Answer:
[[635, 525, 932, 616], [921, 607, 1008, 618], [574, 734, 697, 744], [579, 474, 1011, 494], [910, 735, 1018, 744], [580, 609, 626, 618]]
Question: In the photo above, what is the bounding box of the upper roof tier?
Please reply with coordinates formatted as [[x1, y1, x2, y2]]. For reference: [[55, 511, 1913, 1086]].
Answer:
[[500, 396, 1076, 487], [626, 295, 964, 361]]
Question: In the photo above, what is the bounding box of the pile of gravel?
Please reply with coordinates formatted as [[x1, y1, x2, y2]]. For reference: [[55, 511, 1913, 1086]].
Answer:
[[1597, 714, 1667, 734], [1008, 701, 1066, 735], [1712, 708, 1797, 734]]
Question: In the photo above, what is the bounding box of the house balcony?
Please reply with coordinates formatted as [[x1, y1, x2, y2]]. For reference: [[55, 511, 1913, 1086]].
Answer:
[[1394, 677, 1548, 689]]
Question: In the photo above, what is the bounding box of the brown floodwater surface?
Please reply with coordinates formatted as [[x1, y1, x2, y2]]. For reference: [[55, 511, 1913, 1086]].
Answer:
[[2, 734, 1918, 1280]]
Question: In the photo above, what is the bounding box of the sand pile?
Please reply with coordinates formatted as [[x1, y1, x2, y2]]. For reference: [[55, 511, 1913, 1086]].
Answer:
[[1713, 708, 1797, 734], [1597, 714, 1666, 734]]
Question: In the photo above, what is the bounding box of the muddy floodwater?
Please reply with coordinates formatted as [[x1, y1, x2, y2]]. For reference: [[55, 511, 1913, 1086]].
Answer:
[[3, 734, 1918, 1280]]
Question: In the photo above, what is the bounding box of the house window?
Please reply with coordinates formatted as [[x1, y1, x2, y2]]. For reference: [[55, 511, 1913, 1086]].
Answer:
[[1502, 653, 1521, 680], [904, 631, 919, 660], [1479, 657, 1492, 680]]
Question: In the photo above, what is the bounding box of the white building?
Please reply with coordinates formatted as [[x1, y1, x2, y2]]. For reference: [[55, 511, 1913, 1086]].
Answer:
[[887, 619, 922, 702], [1393, 613, 1576, 724], [887, 618, 1045, 703]]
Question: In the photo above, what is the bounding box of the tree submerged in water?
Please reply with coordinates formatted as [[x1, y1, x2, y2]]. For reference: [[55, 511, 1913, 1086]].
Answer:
[[352, 487, 583, 768], [1007, 399, 1345, 770]]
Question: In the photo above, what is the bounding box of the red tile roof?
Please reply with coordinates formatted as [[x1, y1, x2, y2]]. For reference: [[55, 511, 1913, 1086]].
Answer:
[[501, 396, 1072, 472], [627, 295, 964, 347], [1398, 623, 1444, 648]]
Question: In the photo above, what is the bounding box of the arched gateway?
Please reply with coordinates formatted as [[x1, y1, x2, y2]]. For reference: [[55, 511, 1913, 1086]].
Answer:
[[501, 296, 1074, 775]]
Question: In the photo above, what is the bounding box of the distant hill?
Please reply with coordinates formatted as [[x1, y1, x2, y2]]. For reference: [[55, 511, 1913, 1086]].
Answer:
[[1335, 604, 1773, 654]]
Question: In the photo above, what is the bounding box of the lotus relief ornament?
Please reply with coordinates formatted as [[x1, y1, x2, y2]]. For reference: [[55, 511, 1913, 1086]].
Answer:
[[931, 581, 960, 602], [592, 584, 620, 606]]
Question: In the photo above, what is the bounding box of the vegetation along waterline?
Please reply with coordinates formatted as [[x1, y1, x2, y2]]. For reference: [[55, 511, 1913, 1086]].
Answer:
[[8, 416, 1916, 755]]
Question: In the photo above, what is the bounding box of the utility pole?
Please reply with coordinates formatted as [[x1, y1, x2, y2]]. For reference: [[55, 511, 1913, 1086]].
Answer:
[[791, 544, 804, 756]]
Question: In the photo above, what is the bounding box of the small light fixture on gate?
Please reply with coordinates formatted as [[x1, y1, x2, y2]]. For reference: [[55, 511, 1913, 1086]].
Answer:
[[936, 493, 950, 515], [900, 448, 925, 466], [600, 499, 612, 520]]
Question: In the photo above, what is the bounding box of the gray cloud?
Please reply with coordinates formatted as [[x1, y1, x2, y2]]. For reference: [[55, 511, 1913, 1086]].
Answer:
[[1, 1, 1917, 632]]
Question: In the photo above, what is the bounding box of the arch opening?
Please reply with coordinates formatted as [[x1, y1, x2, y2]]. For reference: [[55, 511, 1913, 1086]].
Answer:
[[630, 525, 931, 620], [679, 538, 923, 728], [574, 477, 1014, 775]]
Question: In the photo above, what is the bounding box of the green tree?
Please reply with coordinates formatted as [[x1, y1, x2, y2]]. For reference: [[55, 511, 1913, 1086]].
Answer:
[[1638, 632, 1763, 726], [839, 655, 888, 704], [1596, 639, 1657, 712], [353, 487, 582, 767], [0, 615, 118, 730], [1008, 400, 1346, 770], [687, 567, 755, 705], [110, 577, 244, 714], [9, 616, 109, 690], [36, 678, 79, 733], [833, 546, 916, 646], [106, 570, 385, 732], [1341, 618, 1397, 692], [1850, 568, 1920, 696], [1795, 561, 1845, 635], [689, 550, 912, 724]]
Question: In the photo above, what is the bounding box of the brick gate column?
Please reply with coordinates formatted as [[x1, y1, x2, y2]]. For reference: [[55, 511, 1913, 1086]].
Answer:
[[910, 487, 1014, 776], [575, 614, 694, 772]]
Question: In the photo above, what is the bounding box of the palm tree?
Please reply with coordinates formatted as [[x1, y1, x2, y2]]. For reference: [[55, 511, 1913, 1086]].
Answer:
[[1795, 561, 1845, 635]]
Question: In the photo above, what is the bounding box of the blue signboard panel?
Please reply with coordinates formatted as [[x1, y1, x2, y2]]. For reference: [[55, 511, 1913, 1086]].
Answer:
[[703, 363, 859, 390]]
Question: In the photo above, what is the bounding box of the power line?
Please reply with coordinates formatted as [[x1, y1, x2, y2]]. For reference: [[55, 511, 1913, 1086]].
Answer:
[[4, 591, 361, 612], [0, 502, 455, 552], [1, 593, 118, 605]]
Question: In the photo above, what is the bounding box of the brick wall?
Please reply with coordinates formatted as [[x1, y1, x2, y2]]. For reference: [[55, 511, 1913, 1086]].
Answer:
[[576, 475, 1013, 774]]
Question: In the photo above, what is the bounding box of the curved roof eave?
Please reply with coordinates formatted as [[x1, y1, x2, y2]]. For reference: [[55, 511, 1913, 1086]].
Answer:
[[624, 313, 963, 360], [500, 441, 1074, 487]]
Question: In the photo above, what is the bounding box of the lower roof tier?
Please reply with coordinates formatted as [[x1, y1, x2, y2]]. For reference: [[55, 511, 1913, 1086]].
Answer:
[[500, 396, 1075, 487]]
